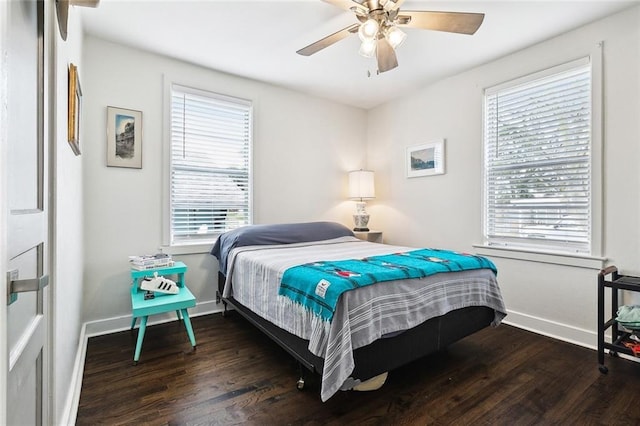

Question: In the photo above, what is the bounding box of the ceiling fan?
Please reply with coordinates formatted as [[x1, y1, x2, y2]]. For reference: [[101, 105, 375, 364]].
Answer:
[[55, 0, 100, 41], [297, 0, 485, 73]]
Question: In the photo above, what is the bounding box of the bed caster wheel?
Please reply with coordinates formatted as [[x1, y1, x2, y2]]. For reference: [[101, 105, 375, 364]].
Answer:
[[609, 351, 619, 358], [599, 365, 608, 374], [296, 378, 305, 390]]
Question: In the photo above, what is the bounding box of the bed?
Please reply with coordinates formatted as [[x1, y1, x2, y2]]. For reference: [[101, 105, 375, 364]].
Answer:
[[211, 221, 506, 401]]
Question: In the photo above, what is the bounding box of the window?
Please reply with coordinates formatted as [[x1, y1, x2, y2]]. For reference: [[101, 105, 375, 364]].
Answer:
[[169, 84, 252, 245], [483, 58, 593, 254]]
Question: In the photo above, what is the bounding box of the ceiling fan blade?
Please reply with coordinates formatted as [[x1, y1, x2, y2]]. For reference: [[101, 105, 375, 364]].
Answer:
[[399, 11, 485, 35], [322, 0, 369, 14], [297, 24, 359, 56], [376, 37, 398, 73], [70, 0, 100, 6]]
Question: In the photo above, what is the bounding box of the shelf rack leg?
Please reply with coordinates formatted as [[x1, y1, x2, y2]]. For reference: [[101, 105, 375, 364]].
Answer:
[[598, 271, 606, 372]]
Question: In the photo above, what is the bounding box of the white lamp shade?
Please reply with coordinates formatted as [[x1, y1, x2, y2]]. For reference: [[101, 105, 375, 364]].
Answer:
[[359, 39, 377, 58], [349, 170, 375, 200], [358, 19, 379, 42], [385, 26, 407, 49]]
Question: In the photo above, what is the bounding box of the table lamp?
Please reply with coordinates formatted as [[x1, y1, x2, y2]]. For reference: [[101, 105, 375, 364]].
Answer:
[[349, 169, 375, 232]]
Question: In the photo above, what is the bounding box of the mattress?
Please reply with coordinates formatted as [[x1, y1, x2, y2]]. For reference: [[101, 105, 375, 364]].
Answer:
[[223, 236, 507, 401]]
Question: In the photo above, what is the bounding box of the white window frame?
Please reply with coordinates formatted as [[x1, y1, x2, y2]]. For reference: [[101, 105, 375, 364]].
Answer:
[[478, 44, 604, 268], [161, 76, 253, 254]]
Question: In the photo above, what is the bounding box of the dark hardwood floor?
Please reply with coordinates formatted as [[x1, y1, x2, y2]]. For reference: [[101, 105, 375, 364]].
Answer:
[[77, 312, 640, 425]]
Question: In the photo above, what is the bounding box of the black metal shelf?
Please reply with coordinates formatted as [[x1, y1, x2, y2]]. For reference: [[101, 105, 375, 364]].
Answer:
[[597, 266, 640, 374]]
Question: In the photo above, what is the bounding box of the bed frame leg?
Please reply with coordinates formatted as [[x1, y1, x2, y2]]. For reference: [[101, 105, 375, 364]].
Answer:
[[296, 363, 306, 390], [217, 290, 229, 317]]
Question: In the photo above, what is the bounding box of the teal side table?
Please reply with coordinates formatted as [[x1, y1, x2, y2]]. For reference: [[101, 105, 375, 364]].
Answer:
[[130, 261, 196, 363]]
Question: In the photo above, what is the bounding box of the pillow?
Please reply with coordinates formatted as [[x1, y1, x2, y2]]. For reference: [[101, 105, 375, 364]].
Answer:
[[211, 221, 354, 275]]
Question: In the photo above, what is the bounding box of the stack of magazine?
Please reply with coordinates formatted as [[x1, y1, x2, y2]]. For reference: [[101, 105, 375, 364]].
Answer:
[[129, 253, 174, 270]]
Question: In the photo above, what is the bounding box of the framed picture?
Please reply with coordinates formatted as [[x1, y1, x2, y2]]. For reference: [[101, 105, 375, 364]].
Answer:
[[106, 106, 142, 168], [67, 63, 81, 156], [406, 139, 446, 178]]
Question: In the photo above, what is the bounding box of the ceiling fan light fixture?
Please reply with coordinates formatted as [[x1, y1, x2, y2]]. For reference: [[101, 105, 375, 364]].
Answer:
[[296, 1, 484, 74], [359, 39, 377, 58], [382, 0, 397, 12], [358, 18, 379, 42], [385, 26, 406, 49]]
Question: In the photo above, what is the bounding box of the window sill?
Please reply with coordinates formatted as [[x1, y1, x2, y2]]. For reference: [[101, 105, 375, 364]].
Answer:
[[160, 243, 214, 256], [472, 244, 606, 270]]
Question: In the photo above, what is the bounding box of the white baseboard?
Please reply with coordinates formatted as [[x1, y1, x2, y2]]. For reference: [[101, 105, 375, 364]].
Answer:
[[503, 309, 597, 350], [62, 299, 224, 424], [58, 322, 87, 426], [504, 309, 640, 365], [85, 299, 223, 337]]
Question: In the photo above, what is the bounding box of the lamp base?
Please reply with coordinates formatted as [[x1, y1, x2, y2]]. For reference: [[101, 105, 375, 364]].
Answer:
[[353, 203, 370, 233]]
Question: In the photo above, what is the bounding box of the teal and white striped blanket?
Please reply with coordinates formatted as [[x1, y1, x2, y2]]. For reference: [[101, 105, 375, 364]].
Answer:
[[279, 248, 497, 322]]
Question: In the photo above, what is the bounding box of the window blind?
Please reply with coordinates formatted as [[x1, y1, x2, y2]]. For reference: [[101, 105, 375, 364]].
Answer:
[[170, 84, 252, 244], [484, 62, 591, 252]]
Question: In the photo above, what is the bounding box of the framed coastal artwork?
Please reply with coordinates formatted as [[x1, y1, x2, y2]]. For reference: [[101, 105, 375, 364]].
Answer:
[[106, 106, 142, 168], [406, 139, 445, 178]]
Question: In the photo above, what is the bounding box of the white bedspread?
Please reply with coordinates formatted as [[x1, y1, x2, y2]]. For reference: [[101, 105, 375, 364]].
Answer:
[[223, 236, 506, 401]]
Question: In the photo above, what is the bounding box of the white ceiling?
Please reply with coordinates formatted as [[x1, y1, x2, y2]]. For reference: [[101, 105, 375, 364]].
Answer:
[[80, 0, 638, 109]]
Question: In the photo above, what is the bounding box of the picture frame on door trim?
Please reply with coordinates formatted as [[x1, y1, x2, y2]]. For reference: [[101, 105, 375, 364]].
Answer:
[[106, 106, 143, 169], [67, 63, 81, 156]]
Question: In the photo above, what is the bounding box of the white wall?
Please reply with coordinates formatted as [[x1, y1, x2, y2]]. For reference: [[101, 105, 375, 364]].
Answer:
[[53, 6, 85, 424], [367, 7, 640, 346], [81, 36, 367, 325], [0, 1, 9, 421]]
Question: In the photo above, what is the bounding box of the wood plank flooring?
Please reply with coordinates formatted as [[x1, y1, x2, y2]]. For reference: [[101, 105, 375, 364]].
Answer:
[[77, 313, 640, 425]]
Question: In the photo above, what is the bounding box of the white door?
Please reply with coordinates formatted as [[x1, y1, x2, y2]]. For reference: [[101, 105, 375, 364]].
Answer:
[[1, 0, 51, 424]]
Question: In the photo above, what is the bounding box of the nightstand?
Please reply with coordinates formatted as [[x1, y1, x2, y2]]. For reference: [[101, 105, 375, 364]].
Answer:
[[353, 230, 383, 243], [130, 261, 196, 363]]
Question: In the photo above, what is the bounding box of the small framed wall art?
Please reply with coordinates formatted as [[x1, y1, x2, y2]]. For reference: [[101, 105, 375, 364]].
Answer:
[[106, 106, 142, 168], [67, 63, 81, 156], [406, 139, 445, 178]]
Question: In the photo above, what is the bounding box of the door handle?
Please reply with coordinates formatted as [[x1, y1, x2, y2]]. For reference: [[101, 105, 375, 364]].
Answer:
[[6, 270, 49, 305]]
